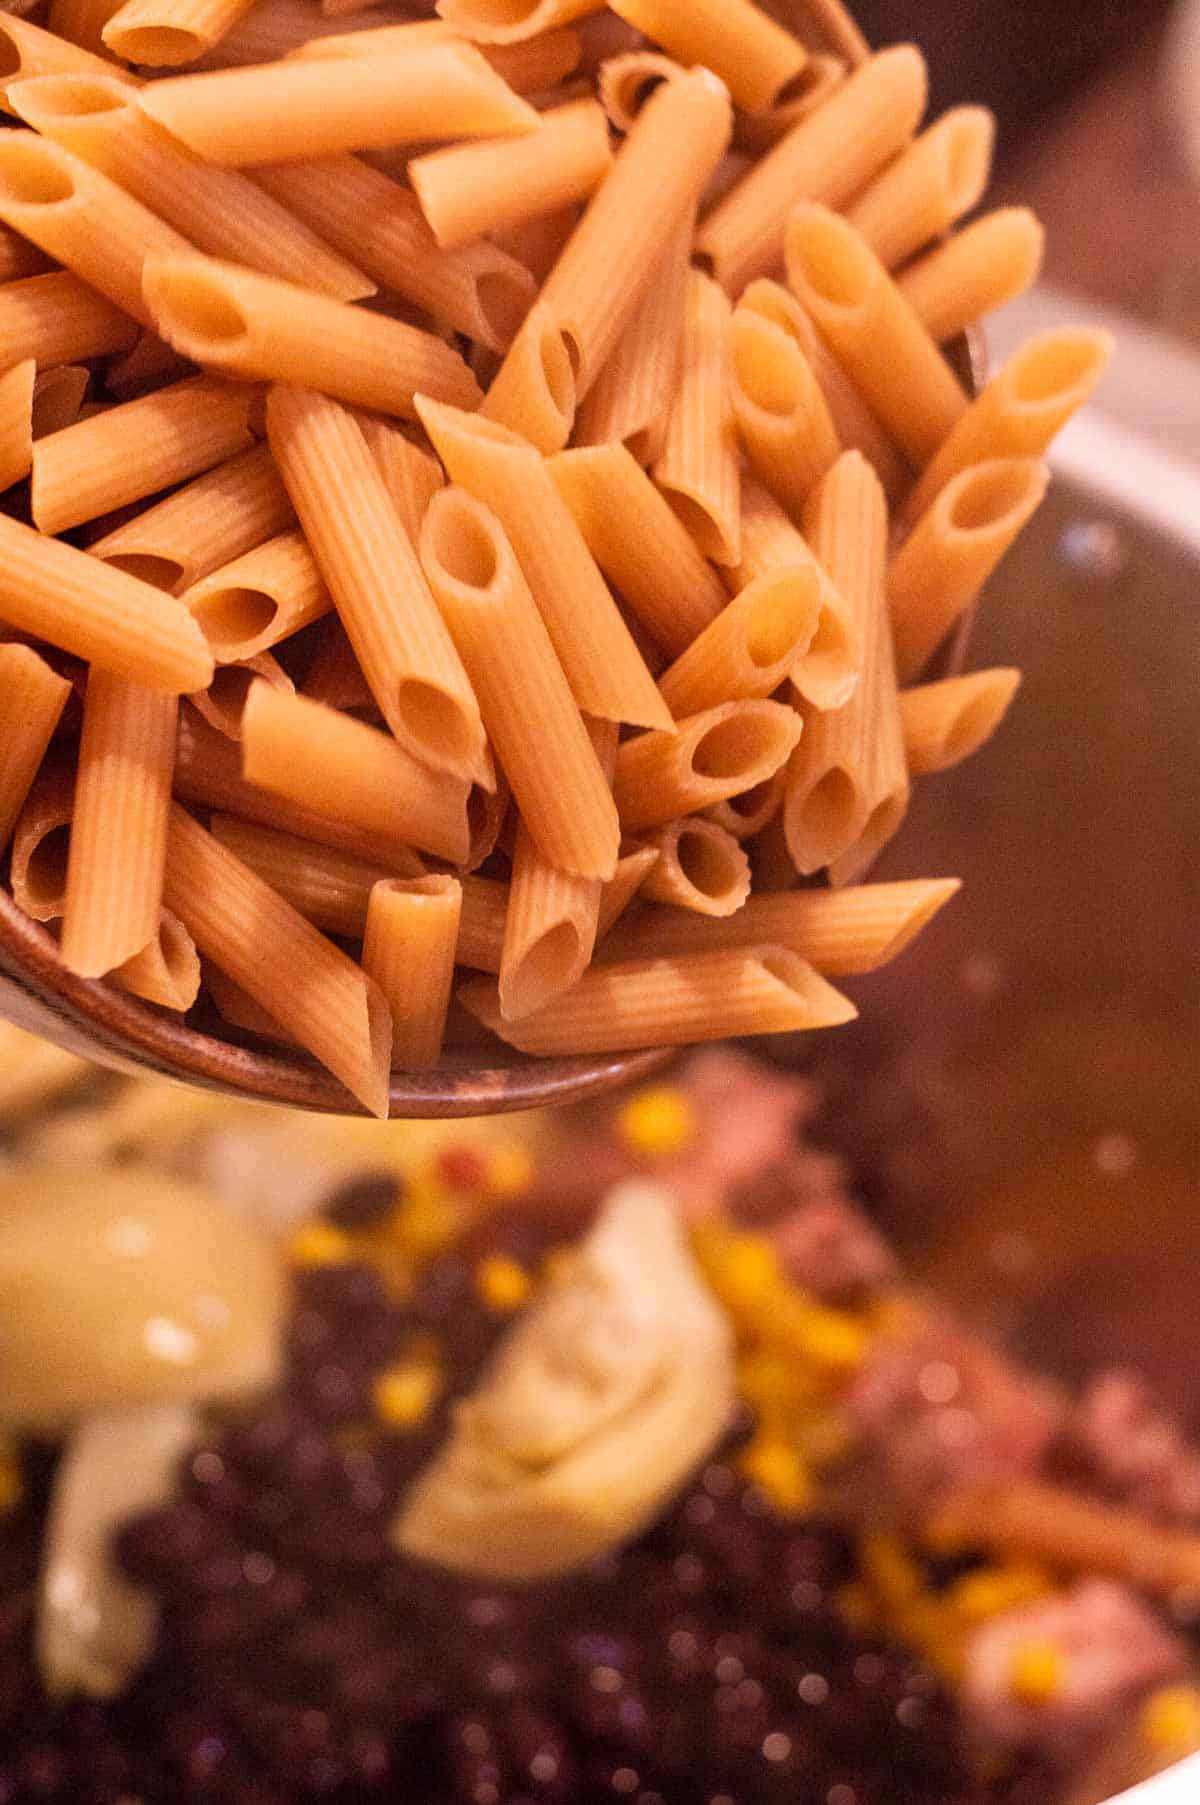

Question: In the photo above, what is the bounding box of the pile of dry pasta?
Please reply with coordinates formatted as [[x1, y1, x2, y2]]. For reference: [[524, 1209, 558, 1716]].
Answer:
[[0, 0, 1111, 1114]]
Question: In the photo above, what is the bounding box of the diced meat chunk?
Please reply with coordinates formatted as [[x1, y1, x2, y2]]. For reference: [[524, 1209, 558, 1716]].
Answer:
[[1057, 1370, 1200, 1525]]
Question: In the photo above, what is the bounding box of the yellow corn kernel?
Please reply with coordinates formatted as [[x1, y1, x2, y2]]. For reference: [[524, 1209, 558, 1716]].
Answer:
[[705, 1235, 783, 1319], [861, 1533, 923, 1607], [1008, 1641, 1065, 1704], [482, 1140, 534, 1201], [0, 1440, 20, 1514], [374, 1360, 443, 1429], [618, 1086, 697, 1158], [739, 1437, 812, 1515], [288, 1222, 356, 1268], [392, 1175, 464, 1259], [949, 1565, 1054, 1626], [768, 1292, 870, 1375], [476, 1254, 532, 1313], [1141, 1685, 1200, 1751]]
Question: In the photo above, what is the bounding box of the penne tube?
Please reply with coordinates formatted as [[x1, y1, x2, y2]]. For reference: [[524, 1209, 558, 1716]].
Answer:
[[789, 0, 867, 61], [89, 443, 293, 595], [594, 843, 659, 940], [657, 566, 822, 717], [900, 667, 1022, 778], [704, 769, 787, 841], [182, 529, 330, 663], [0, 511, 212, 694], [464, 770, 510, 873], [459, 943, 857, 1054], [410, 99, 612, 251], [0, 269, 137, 367], [728, 303, 840, 519], [479, 296, 576, 455], [163, 803, 392, 1116], [104, 330, 194, 400], [31, 364, 90, 439], [188, 647, 293, 741], [8, 74, 374, 302], [735, 53, 845, 154], [300, 617, 374, 715], [266, 387, 485, 782], [477, 27, 582, 90], [726, 475, 860, 712], [0, 221, 53, 281], [419, 486, 620, 882], [416, 398, 671, 732], [241, 683, 472, 867], [363, 874, 461, 1070], [252, 158, 536, 354], [0, 644, 72, 850], [639, 816, 751, 918], [137, 43, 539, 165], [613, 699, 803, 832], [143, 255, 481, 421], [287, 19, 452, 54], [181, 0, 416, 68], [491, 199, 578, 284], [47, 0, 121, 54], [208, 814, 422, 934], [112, 907, 201, 1012], [599, 875, 961, 975], [32, 373, 257, 536], [902, 327, 1113, 524], [738, 275, 909, 502], [889, 457, 1049, 681], [785, 202, 967, 468], [355, 418, 444, 547], [205, 961, 294, 1042], [597, 50, 683, 133], [782, 451, 907, 885], [10, 759, 75, 922], [897, 205, 1045, 345], [0, 15, 139, 108], [747, 807, 796, 895], [654, 269, 740, 564], [845, 105, 994, 271], [499, 715, 614, 1021], [0, 356, 34, 492], [696, 45, 926, 295], [0, 132, 189, 329], [607, 0, 806, 112], [436, 0, 598, 46], [60, 672, 176, 977], [573, 209, 691, 466], [549, 441, 728, 657], [176, 707, 423, 869], [103, 0, 268, 65]]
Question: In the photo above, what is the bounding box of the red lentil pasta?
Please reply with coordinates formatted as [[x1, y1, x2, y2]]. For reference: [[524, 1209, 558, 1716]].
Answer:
[[0, 0, 1104, 1106]]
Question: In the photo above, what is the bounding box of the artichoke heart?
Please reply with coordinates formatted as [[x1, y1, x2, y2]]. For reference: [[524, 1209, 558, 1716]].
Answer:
[[393, 1181, 736, 1582]]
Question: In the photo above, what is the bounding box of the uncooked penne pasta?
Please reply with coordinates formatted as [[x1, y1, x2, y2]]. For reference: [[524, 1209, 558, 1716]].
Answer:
[[597, 50, 682, 133], [102, 0, 263, 65], [10, 759, 74, 922], [573, 209, 691, 466], [788, 0, 867, 60], [112, 907, 201, 1011], [845, 106, 994, 270], [897, 205, 1045, 345], [734, 53, 844, 155], [89, 443, 294, 595], [0, 133, 188, 328], [31, 364, 89, 438], [241, 683, 471, 867], [267, 387, 485, 783], [608, 0, 805, 112], [419, 486, 620, 882], [549, 441, 727, 657], [782, 451, 907, 885], [104, 330, 193, 401], [417, 398, 671, 732], [479, 297, 576, 455], [8, 73, 374, 302], [599, 875, 961, 975], [0, 357, 34, 492], [163, 803, 392, 1116], [460, 943, 857, 1054], [0, 270, 137, 368], [208, 814, 422, 934], [188, 647, 292, 741], [355, 418, 444, 546], [410, 99, 612, 252], [696, 45, 926, 295], [889, 457, 1049, 681], [205, 961, 294, 1042], [363, 875, 461, 1070], [658, 566, 822, 718], [704, 769, 787, 841], [464, 772, 510, 874], [500, 715, 614, 1021], [137, 43, 539, 165], [639, 816, 751, 918], [726, 476, 860, 712], [613, 699, 803, 832], [32, 374, 256, 536], [182, 529, 329, 663], [785, 202, 967, 468], [0, 222, 52, 281], [143, 256, 481, 421], [728, 303, 840, 520], [0, 512, 212, 694], [181, 0, 412, 68], [252, 158, 536, 355], [0, 644, 72, 849], [900, 668, 1022, 777], [60, 672, 175, 978], [654, 269, 740, 564], [47, 0, 119, 54], [594, 843, 660, 940], [298, 24, 580, 87], [902, 327, 1113, 524], [491, 199, 579, 284], [0, 14, 138, 107], [437, 0, 597, 46]]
